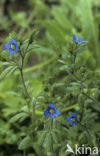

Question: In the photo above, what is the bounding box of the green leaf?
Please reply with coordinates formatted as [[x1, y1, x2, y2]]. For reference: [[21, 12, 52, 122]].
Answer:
[[7, 66, 18, 76], [0, 62, 10, 67], [41, 20, 66, 46], [29, 30, 39, 44], [51, 131, 59, 144], [18, 136, 30, 150], [10, 112, 29, 123], [38, 131, 46, 146], [29, 79, 43, 97], [27, 44, 40, 52], [44, 132, 52, 151], [0, 66, 14, 80], [51, 6, 73, 31], [62, 0, 99, 62]]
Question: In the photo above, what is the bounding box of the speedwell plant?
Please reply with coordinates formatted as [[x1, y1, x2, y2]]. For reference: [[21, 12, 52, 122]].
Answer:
[[0, 32, 100, 156]]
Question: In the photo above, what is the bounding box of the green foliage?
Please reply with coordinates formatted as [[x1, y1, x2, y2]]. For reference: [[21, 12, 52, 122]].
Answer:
[[0, 0, 100, 156], [18, 136, 31, 150]]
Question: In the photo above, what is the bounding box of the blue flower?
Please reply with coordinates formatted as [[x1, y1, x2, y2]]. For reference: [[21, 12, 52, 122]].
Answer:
[[73, 34, 87, 44], [44, 104, 60, 120], [67, 113, 77, 126], [68, 66, 72, 69], [4, 39, 18, 55]]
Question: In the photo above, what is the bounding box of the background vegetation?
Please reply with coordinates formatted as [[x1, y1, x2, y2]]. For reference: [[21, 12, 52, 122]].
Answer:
[[0, 0, 100, 156]]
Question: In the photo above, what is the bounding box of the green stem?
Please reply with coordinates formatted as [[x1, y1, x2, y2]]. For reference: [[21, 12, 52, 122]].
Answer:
[[50, 120, 56, 156], [73, 54, 76, 64], [79, 82, 85, 122], [31, 103, 35, 127], [19, 52, 31, 101], [82, 91, 100, 106], [23, 150, 26, 156], [79, 83, 98, 145], [80, 81, 100, 106], [50, 119, 53, 132], [79, 101, 84, 122], [20, 67, 31, 101], [19, 52, 32, 115], [19, 52, 36, 132], [15, 56, 56, 75], [79, 122, 93, 141], [73, 43, 78, 64], [61, 104, 78, 113]]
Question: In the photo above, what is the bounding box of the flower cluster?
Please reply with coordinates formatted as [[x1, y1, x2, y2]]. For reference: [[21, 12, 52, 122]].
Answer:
[[4, 35, 87, 126], [44, 104, 77, 126], [73, 34, 87, 44]]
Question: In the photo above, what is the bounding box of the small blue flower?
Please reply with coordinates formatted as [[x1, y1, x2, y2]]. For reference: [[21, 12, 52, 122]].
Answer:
[[44, 104, 60, 120], [73, 34, 87, 44], [68, 66, 72, 69], [4, 39, 18, 55], [67, 113, 77, 126]]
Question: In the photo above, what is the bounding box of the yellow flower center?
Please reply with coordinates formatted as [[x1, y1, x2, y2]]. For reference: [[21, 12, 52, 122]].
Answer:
[[71, 118, 76, 122], [11, 44, 15, 50], [49, 109, 54, 113]]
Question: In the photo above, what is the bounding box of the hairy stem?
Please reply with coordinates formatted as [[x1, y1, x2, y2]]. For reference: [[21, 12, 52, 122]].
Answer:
[[73, 54, 76, 64], [23, 150, 26, 156], [19, 52, 35, 131], [19, 52, 32, 111], [20, 53, 31, 100], [79, 122, 93, 143], [82, 91, 100, 106], [20, 67, 31, 100], [50, 120, 56, 156]]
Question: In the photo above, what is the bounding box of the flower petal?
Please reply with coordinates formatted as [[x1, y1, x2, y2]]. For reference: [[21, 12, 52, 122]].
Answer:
[[10, 39, 17, 44], [55, 109, 60, 116], [78, 37, 82, 43], [68, 66, 72, 68], [44, 109, 49, 117], [10, 39, 19, 53], [73, 34, 77, 42], [67, 116, 71, 122], [48, 104, 56, 109], [4, 43, 11, 50], [9, 50, 14, 55], [74, 119, 77, 125], [49, 113, 55, 120], [69, 120, 74, 126], [81, 40, 87, 43], [72, 113, 77, 118]]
